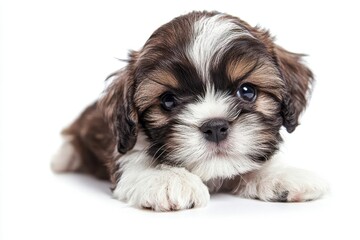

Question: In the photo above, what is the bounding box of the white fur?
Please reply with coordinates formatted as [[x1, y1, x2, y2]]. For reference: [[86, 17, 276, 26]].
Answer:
[[178, 87, 238, 125], [113, 151, 210, 211], [235, 159, 329, 202], [188, 14, 253, 81], [111, 107, 327, 209], [51, 136, 82, 172], [169, 87, 262, 181]]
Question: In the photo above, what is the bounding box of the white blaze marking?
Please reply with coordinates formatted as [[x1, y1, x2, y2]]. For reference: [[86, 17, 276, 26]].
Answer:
[[188, 14, 253, 81]]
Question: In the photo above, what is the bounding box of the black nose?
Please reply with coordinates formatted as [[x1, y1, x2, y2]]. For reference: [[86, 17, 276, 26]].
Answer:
[[200, 119, 229, 143]]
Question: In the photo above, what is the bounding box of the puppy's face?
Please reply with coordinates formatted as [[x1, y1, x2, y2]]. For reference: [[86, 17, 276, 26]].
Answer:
[[100, 12, 313, 181]]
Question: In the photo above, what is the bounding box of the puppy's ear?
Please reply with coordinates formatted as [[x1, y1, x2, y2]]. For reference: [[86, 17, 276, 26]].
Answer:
[[99, 54, 139, 154], [275, 45, 314, 133]]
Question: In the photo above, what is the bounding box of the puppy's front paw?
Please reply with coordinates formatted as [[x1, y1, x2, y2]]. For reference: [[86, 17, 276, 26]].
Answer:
[[114, 165, 210, 211], [256, 168, 329, 202]]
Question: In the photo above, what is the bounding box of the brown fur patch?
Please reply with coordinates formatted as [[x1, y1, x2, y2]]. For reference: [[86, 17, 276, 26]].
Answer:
[[145, 107, 170, 127], [62, 102, 117, 182], [244, 65, 284, 100], [135, 71, 179, 113], [227, 58, 258, 82], [275, 45, 314, 132], [228, 58, 285, 100], [255, 93, 281, 117]]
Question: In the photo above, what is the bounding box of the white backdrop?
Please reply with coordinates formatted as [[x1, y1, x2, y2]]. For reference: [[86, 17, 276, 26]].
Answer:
[[1, 0, 359, 239]]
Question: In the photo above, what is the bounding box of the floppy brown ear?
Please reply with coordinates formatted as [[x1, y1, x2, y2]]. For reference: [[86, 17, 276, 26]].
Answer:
[[98, 56, 138, 154], [275, 45, 314, 133]]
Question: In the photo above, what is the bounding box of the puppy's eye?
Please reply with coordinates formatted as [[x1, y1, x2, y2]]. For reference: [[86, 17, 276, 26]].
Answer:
[[236, 83, 257, 102], [160, 92, 176, 111]]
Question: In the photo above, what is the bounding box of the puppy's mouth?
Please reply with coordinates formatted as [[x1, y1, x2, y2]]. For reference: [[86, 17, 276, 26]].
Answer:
[[213, 149, 228, 157], [207, 142, 231, 157]]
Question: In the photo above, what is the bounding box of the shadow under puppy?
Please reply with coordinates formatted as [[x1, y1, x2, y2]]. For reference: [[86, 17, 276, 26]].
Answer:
[[52, 11, 328, 211]]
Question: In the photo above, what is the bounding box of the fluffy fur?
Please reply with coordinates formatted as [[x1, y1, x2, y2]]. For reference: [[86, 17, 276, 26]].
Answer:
[[52, 11, 328, 211]]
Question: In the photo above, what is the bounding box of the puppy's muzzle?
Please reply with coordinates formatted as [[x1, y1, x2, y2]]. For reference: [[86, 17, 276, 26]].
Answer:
[[200, 119, 229, 144]]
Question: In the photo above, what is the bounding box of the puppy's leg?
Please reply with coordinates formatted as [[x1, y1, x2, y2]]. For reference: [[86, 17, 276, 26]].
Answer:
[[51, 102, 114, 180], [235, 161, 329, 202], [113, 151, 210, 211]]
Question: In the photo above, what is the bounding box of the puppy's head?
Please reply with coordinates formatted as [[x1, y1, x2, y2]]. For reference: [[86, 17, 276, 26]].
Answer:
[[100, 11, 313, 180]]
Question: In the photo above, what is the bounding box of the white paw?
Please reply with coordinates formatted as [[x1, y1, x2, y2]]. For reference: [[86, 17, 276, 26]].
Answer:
[[113, 165, 210, 211], [51, 136, 81, 172], [255, 168, 329, 202]]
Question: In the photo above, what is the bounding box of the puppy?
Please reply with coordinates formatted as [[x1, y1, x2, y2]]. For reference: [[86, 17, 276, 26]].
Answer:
[[52, 11, 328, 211]]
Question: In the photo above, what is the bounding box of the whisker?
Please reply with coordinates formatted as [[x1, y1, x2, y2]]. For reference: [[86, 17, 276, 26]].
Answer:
[[151, 143, 171, 163]]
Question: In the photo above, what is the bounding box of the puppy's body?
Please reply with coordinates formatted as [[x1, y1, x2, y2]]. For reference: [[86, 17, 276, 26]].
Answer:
[[52, 11, 328, 211]]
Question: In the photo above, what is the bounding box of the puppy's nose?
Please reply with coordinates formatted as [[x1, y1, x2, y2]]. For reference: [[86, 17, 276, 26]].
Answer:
[[200, 119, 229, 143]]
